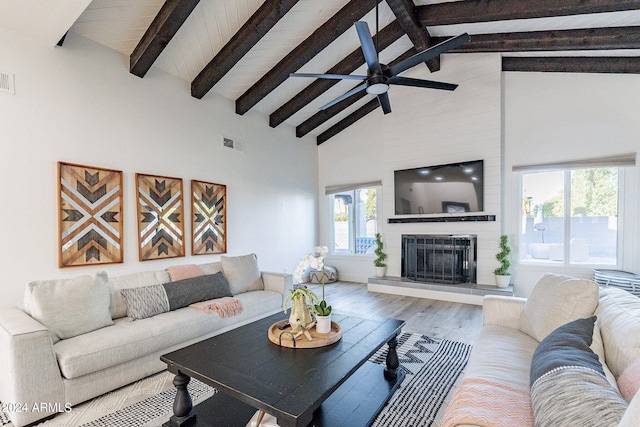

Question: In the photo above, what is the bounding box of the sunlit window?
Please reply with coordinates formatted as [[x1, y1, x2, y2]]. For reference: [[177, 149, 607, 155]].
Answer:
[[332, 187, 379, 254], [521, 167, 619, 265]]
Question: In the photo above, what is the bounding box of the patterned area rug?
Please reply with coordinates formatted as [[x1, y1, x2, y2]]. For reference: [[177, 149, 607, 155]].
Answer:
[[1, 333, 471, 427]]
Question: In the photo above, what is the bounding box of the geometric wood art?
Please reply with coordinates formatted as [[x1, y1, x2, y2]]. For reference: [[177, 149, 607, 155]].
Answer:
[[191, 180, 226, 255], [58, 162, 124, 267], [136, 173, 185, 261]]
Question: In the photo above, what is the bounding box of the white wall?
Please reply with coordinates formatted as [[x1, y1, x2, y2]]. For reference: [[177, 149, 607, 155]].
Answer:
[[503, 71, 640, 296], [0, 28, 319, 308], [319, 53, 503, 285]]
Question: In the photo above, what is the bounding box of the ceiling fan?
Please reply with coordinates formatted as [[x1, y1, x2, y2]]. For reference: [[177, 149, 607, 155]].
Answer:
[[290, 18, 470, 114]]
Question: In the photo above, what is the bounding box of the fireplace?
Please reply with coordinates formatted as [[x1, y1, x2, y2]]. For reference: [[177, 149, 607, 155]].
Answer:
[[402, 234, 477, 284]]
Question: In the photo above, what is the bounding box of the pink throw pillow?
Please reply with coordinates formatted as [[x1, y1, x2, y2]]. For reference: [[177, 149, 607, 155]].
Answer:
[[166, 264, 204, 282], [618, 357, 640, 402]]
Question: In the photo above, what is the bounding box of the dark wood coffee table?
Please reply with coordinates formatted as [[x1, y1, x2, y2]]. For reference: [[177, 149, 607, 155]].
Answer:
[[161, 311, 405, 427]]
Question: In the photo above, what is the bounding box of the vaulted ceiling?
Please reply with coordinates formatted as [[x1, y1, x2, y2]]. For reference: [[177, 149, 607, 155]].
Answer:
[[11, 1, 640, 144]]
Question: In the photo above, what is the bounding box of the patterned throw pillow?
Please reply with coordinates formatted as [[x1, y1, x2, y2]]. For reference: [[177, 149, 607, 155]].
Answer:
[[530, 316, 628, 427], [120, 285, 170, 321]]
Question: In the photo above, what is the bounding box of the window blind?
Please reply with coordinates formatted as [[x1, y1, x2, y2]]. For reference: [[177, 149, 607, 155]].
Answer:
[[512, 153, 636, 172], [324, 180, 382, 195]]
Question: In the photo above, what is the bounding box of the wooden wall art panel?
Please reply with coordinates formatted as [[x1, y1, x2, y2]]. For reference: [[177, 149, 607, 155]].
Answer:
[[136, 173, 185, 261], [58, 162, 123, 267], [191, 180, 227, 255]]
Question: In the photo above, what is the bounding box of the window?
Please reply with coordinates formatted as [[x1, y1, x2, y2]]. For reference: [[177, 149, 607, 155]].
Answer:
[[331, 187, 379, 254], [520, 167, 619, 265]]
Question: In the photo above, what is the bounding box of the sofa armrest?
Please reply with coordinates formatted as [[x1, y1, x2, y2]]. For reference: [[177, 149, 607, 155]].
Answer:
[[261, 272, 293, 296], [482, 295, 527, 329], [0, 307, 64, 427]]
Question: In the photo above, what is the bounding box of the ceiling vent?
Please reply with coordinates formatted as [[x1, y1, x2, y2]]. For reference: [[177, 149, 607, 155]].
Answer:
[[222, 136, 244, 152], [0, 72, 15, 95]]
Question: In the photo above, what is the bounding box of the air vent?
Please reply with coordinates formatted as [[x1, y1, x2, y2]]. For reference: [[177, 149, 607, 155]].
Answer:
[[0, 72, 15, 94], [221, 136, 244, 152]]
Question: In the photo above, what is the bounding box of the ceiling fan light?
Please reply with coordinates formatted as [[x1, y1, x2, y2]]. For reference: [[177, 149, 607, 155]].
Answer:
[[367, 83, 389, 95]]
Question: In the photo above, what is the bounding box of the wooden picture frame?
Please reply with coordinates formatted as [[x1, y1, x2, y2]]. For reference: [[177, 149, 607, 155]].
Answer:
[[58, 162, 124, 267], [191, 180, 227, 255], [136, 173, 185, 261]]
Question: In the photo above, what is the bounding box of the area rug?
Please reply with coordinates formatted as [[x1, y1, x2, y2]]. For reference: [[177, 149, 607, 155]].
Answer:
[[0, 333, 471, 427]]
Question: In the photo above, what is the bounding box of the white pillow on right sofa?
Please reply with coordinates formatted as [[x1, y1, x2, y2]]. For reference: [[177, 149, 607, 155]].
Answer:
[[519, 273, 599, 342]]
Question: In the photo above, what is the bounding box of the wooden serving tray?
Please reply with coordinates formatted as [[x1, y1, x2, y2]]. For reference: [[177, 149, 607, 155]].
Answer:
[[268, 320, 342, 348]]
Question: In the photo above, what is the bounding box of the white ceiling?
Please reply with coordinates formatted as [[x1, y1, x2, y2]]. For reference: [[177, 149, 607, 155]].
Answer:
[[4, 0, 640, 138]]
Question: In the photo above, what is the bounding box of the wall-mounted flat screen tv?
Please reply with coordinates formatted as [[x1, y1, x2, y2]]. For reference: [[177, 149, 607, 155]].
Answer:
[[394, 160, 484, 215]]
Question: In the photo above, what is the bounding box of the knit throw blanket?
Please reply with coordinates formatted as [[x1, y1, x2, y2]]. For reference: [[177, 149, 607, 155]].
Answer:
[[441, 378, 534, 427], [189, 297, 243, 318]]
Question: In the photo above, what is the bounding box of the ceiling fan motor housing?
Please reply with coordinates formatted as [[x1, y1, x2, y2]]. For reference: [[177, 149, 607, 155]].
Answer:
[[366, 67, 389, 94]]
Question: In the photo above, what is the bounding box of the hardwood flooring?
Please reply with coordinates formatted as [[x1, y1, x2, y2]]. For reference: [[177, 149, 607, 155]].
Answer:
[[305, 281, 483, 345]]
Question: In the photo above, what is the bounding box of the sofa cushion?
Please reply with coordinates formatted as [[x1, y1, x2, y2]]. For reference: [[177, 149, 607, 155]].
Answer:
[[108, 270, 170, 319], [596, 286, 640, 377], [221, 253, 264, 294], [164, 273, 233, 310], [166, 264, 204, 282], [54, 290, 283, 379], [530, 316, 628, 427], [120, 285, 170, 321], [619, 357, 640, 402], [120, 273, 234, 320], [198, 261, 222, 275], [519, 273, 599, 342], [24, 272, 113, 342]]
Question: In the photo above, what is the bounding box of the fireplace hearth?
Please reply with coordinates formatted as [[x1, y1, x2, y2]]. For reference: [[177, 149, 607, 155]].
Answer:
[[402, 234, 477, 285]]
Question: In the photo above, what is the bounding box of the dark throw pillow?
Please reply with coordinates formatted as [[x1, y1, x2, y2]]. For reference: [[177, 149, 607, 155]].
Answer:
[[162, 272, 233, 311], [530, 316, 628, 427]]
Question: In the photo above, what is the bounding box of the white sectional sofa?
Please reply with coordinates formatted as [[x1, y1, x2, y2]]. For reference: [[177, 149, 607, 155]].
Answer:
[[442, 273, 640, 427], [0, 254, 291, 427]]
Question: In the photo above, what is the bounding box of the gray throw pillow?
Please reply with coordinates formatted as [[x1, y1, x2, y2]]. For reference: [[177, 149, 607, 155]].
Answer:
[[220, 253, 264, 294], [163, 272, 233, 310], [120, 285, 170, 321], [24, 272, 113, 341]]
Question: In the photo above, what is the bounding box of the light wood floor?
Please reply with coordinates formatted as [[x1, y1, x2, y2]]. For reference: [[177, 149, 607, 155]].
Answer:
[[305, 281, 483, 345]]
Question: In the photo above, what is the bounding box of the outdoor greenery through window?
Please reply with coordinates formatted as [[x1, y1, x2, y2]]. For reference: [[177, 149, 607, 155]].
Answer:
[[521, 167, 619, 265], [332, 187, 378, 254]]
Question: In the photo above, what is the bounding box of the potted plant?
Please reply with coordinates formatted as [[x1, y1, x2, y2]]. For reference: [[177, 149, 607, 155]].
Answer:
[[293, 246, 333, 333], [493, 234, 512, 288], [374, 233, 387, 277], [282, 287, 319, 333]]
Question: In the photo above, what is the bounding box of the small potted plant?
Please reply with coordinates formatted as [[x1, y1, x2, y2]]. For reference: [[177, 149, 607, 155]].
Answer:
[[493, 234, 512, 288], [293, 246, 332, 333], [374, 233, 387, 277], [283, 287, 319, 333]]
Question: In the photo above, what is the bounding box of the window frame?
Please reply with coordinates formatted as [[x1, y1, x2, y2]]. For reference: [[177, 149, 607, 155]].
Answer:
[[518, 166, 623, 268], [329, 185, 382, 256]]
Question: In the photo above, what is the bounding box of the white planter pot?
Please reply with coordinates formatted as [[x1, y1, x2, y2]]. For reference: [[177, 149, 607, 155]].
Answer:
[[375, 266, 387, 277], [495, 274, 511, 288], [316, 314, 332, 334]]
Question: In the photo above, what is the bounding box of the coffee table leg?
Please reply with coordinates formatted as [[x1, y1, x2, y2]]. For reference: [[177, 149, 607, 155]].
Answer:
[[384, 334, 400, 380], [164, 372, 196, 427]]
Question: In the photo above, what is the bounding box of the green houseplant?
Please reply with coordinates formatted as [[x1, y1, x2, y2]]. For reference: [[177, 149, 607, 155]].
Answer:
[[282, 287, 319, 333], [493, 234, 512, 288], [374, 233, 387, 277]]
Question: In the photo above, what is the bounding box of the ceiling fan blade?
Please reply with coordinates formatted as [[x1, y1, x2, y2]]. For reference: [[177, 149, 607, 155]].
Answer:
[[355, 21, 382, 73], [387, 33, 471, 77], [320, 84, 367, 110], [389, 76, 458, 91], [377, 92, 391, 114], [289, 73, 367, 81]]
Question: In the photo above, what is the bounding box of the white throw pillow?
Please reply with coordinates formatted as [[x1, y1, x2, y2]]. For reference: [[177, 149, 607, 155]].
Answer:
[[221, 253, 264, 294], [518, 273, 599, 342], [24, 271, 113, 341]]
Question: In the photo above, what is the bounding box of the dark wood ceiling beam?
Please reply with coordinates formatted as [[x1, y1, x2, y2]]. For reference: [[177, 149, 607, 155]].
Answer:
[[235, 0, 382, 115], [191, 0, 300, 99], [130, 0, 200, 78], [502, 56, 640, 73], [317, 99, 379, 145], [417, 0, 640, 26], [385, 0, 439, 71], [296, 48, 414, 138], [269, 20, 404, 128], [433, 27, 640, 53]]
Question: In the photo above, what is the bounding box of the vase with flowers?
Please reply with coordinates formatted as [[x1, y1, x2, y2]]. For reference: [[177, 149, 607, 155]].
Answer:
[[294, 246, 333, 333]]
